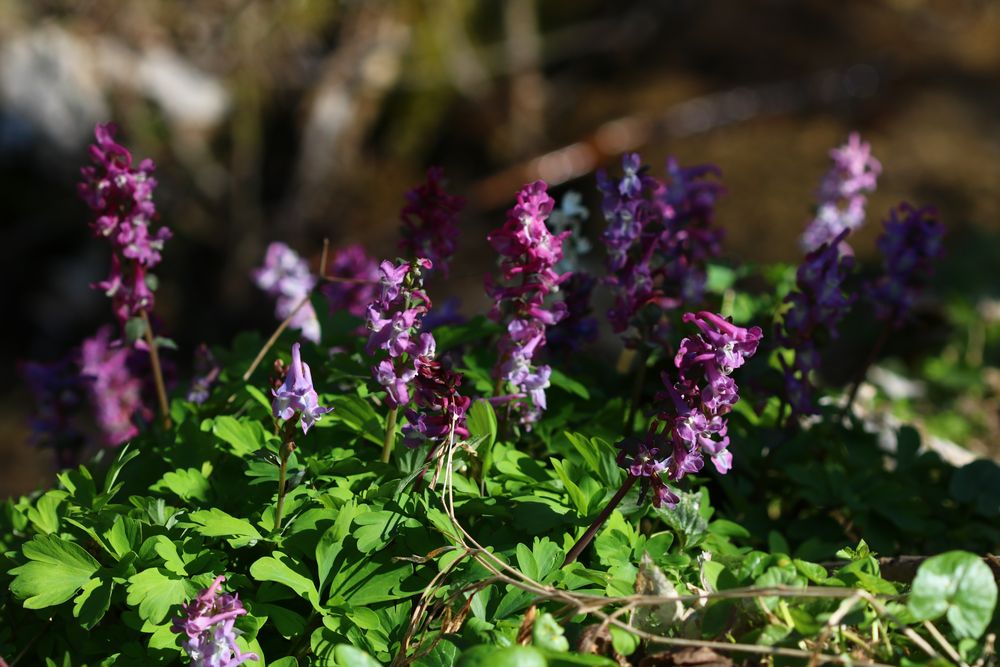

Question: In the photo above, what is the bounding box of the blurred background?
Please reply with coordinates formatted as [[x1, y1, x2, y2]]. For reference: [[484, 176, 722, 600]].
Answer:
[[3, 0, 1000, 496]]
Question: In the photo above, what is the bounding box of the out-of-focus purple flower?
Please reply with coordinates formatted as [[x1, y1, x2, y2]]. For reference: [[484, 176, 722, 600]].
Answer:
[[776, 230, 856, 416], [320, 244, 378, 320], [599, 154, 725, 349], [253, 242, 321, 343], [79, 123, 170, 329], [399, 167, 465, 277], [421, 296, 466, 331], [172, 576, 259, 667], [801, 133, 881, 251], [366, 259, 434, 410], [868, 203, 944, 327], [486, 181, 571, 427], [19, 355, 87, 466], [619, 311, 760, 506], [188, 344, 221, 405], [272, 343, 332, 433], [547, 273, 598, 354], [79, 326, 151, 445]]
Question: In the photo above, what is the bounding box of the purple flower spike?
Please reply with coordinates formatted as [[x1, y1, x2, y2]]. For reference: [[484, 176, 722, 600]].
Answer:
[[679, 311, 763, 374], [79, 123, 170, 331], [868, 203, 944, 327], [253, 242, 321, 343], [272, 343, 332, 433], [801, 133, 881, 251], [172, 576, 259, 667], [399, 167, 465, 276], [599, 153, 725, 349], [486, 180, 571, 427], [80, 326, 151, 446]]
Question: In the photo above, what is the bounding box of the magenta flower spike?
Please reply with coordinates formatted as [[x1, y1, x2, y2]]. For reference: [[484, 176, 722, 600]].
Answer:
[[272, 343, 332, 433], [79, 326, 151, 446], [172, 576, 259, 667]]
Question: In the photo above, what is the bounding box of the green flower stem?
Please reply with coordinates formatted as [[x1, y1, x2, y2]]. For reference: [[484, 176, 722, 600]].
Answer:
[[140, 308, 172, 429], [274, 422, 296, 532], [562, 474, 638, 567], [381, 406, 398, 463]]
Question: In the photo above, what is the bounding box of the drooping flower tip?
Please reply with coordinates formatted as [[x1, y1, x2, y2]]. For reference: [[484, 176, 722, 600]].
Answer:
[[271, 343, 332, 433], [172, 576, 259, 667]]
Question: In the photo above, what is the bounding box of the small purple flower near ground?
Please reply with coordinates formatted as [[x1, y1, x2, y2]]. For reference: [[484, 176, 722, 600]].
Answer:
[[801, 133, 881, 252], [253, 242, 321, 343], [272, 343, 332, 433], [188, 344, 221, 405], [172, 576, 259, 667], [19, 355, 87, 466]]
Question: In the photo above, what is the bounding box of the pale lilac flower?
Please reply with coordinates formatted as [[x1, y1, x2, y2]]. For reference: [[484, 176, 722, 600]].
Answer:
[[272, 343, 332, 433], [399, 167, 465, 276], [253, 242, 321, 343], [79, 326, 151, 445], [801, 133, 881, 251], [172, 576, 259, 667]]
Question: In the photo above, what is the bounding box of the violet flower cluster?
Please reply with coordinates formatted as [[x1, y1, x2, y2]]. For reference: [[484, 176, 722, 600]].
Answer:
[[80, 326, 153, 446], [618, 312, 761, 508], [78, 123, 170, 329], [775, 230, 856, 415], [272, 343, 332, 433], [599, 154, 724, 349], [868, 203, 945, 327], [399, 167, 465, 277], [172, 576, 258, 667], [485, 181, 570, 426], [253, 242, 321, 344], [19, 355, 87, 466], [320, 243, 378, 320], [367, 259, 435, 410], [801, 133, 881, 252]]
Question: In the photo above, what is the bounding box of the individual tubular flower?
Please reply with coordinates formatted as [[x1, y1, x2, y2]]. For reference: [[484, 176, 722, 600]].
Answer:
[[188, 344, 221, 405], [801, 133, 881, 252], [867, 203, 944, 327], [320, 244, 378, 319], [79, 326, 152, 445], [402, 334, 471, 450], [599, 154, 724, 349], [366, 258, 434, 409], [78, 123, 171, 329], [253, 242, 321, 343], [172, 576, 259, 667], [399, 167, 465, 277], [19, 355, 87, 467], [775, 230, 856, 416], [272, 343, 332, 433], [485, 181, 570, 426]]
